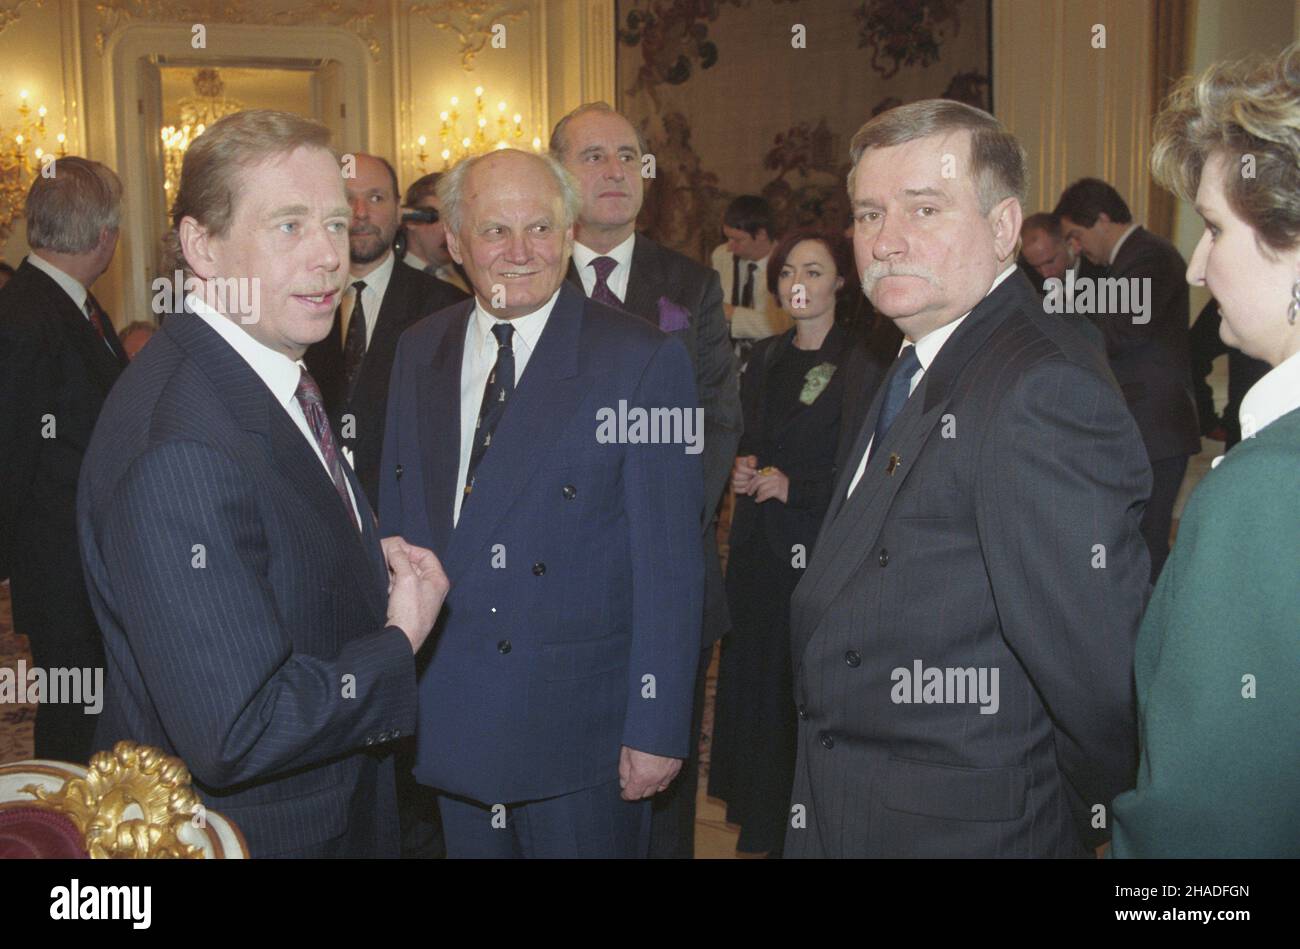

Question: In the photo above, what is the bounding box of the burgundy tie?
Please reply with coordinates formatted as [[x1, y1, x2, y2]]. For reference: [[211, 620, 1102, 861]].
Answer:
[[83, 296, 108, 340], [294, 367, 361, 531], [589, 256, 621, 307]]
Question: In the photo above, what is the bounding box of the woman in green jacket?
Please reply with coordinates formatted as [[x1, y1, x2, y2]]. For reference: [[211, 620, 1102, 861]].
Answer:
[[1111, 43, 1300, 857]]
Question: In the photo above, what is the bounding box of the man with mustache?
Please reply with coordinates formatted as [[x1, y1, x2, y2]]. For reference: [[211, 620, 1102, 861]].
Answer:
[[305, 152, 466, 510], [786, 101, 1150, 858]]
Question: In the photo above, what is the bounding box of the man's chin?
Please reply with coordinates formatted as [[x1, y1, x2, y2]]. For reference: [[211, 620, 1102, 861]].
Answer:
[[349, 239, 389, 265]]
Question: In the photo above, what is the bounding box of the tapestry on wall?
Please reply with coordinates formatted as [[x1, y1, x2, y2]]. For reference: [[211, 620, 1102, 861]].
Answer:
[[616, 0, 992, 264]]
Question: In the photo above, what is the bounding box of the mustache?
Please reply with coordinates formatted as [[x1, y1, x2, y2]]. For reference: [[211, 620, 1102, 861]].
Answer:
[[860, 263, 940, 293]]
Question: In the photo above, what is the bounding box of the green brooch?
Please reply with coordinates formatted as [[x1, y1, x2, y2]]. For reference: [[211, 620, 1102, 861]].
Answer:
[[799, 362, 837, 405]]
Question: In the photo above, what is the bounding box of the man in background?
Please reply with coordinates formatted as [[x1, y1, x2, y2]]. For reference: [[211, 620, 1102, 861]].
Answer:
[[401, 171, 470, 294], [0, 157, 127, 761], [712, 195, 789, 362], [552, 101, 742, 858], [1056, 177, 1200, 580]]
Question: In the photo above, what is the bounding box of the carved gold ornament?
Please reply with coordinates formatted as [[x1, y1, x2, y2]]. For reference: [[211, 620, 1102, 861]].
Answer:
[[410, 0, 529, 70], [21, 741, 205, 859]]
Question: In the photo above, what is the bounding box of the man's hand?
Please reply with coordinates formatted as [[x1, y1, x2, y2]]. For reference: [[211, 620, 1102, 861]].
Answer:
[[382, 536, 449, 654], [731, 454, 758, 495], [723, 303, 736, 321], [750, 467, 789, 504], [619, 746, 683, 801]]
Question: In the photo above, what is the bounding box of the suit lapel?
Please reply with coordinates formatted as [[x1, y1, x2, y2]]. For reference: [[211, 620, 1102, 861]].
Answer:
[[166, 310, 385, 622], [27, 264, 124, 395], [442, 283, 586, 581], [792, 275, 1025, 657], [623, 235, 664, 327], [419, 302, 472, 557]]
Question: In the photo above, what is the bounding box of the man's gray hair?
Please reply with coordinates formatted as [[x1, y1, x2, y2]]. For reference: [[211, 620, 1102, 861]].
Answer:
[[549, 101, 648, 158], [25, 157, 123, 254], [847, 99, 1028, 214], [437, 149, 582, 234]]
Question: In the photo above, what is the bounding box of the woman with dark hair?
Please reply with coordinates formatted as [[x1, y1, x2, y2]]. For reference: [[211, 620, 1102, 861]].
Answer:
[[709, 229, 869, 856], [1110, 42, 1300, 857]]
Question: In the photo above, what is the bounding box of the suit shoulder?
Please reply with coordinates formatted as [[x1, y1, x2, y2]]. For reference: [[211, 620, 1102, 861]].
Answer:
[[641, 237, 715, 285], [398, 298, 469, 349], [993, 295, 1115, 384], [583, 295, 670, 349], [400, 262, 468, 310]]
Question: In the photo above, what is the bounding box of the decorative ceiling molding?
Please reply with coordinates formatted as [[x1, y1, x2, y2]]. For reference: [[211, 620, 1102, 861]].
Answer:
[[0, 0, 43, 37], [93, 0, 384, 60], [409, 0, 529, 70]]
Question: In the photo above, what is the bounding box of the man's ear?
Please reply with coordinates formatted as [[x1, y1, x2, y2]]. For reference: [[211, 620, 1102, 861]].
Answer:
[[444, 226, 465, 266], [177, 216, 219, 280], [990, 197, 1023, 263]]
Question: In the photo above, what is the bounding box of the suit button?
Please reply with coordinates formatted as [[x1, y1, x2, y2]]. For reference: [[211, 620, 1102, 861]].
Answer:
[[497, 640, 511, 654], [845, 650, 861, 668], [797, 704, 808, 720], [879, 548, 889, 567], [532, 562, 546, 576], [820, 732, 834, 750], [562, 484, 577, 500], [364, 736, 375, 746], [395, 463, 403, 479]]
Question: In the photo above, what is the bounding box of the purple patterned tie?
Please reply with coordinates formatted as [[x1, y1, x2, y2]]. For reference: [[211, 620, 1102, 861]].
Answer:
[[294, 367, 361, 531], [589, 256, 622, 307]]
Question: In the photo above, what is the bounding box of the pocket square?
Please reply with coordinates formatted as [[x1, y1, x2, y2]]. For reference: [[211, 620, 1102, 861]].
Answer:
[[656, 297, 691, 333]]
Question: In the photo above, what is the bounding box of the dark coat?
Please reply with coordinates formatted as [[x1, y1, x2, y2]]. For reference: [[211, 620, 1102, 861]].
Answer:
[[567, 234, 742, 644], [77, 311, 417, 858], [379, 281, 704, 804], [786, 271, 1152, 857]]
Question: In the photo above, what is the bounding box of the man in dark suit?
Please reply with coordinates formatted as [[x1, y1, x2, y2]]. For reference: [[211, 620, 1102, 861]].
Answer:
[[0, 157, 127, 762], [379, 148, 703, 858], [1056, 178, 1201, 580], [76, 110, 447, 858], [786, 101, 1151, 858], [550, 101, 742, 858], [305, 153, 466, 509]]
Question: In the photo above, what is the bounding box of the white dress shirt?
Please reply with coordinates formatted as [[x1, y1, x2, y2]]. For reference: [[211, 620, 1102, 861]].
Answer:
[[846, 265, 1019, 497], [28, 252, 116, 355], [342, 250, 396, 348], [573, 233, 636, 303], [1108, 224, 1140, 266], [453, 288, 561, 526], [711, 244, 791, 339], [186, 292, 362, 527]]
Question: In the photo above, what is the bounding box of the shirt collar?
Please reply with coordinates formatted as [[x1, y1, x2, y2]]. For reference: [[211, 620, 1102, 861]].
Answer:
[[573, 232, 636, 274], [470, 286, 563, 354], [185, 292, 304, 408], [27, 252, 88, 312], [1240, 347, 1300, 435], [402, 251, 428, 272], [1109, 224, 1140, 265], [905, 264, 1018, 370], [352, 249, 396, 302]]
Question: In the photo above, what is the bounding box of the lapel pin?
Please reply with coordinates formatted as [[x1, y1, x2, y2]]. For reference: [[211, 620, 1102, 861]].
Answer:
[[886, 453, 901, 476]]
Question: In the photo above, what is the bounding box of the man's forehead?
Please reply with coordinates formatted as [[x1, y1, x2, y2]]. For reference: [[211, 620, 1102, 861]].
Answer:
[[571, 111, 638, 149], [854, 131, 974, 199]]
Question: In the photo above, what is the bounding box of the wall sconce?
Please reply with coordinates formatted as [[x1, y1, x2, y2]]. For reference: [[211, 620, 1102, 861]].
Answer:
[[0, 89, 69, 246]]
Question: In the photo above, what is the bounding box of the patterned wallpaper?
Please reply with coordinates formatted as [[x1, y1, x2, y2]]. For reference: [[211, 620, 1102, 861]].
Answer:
[[616, 0, 992, 262]]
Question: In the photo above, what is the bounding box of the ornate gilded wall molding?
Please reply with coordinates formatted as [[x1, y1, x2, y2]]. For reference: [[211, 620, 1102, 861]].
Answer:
[[93, 0, 385, 60], [0, 0, 43, 36], [409, 0, 529, 70]]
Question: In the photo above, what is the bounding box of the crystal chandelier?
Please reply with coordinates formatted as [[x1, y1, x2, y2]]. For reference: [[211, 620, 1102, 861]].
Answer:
[[160, 69, 244, 199]]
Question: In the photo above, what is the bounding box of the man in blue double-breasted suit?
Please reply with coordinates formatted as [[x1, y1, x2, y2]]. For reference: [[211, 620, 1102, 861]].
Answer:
[[379, 149, 703, 858]]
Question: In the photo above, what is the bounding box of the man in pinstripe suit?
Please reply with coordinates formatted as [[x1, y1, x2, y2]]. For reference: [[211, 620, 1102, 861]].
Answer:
[[785, 101, 1151, 858], [77, 110, 448, 858]]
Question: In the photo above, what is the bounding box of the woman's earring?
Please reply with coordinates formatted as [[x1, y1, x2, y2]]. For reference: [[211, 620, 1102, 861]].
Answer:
[[1290, 276, 1300, 326]]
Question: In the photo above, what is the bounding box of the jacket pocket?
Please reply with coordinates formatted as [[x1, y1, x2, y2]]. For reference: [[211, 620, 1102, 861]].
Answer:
[[882, 756, 1028, 822]]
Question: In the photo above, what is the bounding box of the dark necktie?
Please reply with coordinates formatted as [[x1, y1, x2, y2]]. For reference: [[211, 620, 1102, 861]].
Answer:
[[589, 256, 621, 307], [83, 296, 108, 341], [870, 344, 921, 460], [731, 255, 741, 306], [464, 323, 515, 500], [342, 280, 367, 399], [294, 367, 360, 532], [741, 261, 757, 308], [85, 294, 125, 364]]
